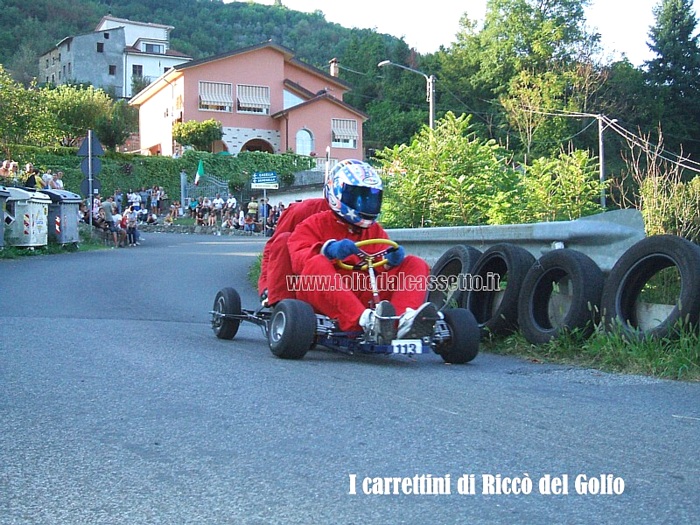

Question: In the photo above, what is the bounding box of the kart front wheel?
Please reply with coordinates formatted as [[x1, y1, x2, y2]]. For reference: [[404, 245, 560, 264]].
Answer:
[[212, 287, 241, 340], [268, 299, 317, 359], [436, 308, 480, 364]]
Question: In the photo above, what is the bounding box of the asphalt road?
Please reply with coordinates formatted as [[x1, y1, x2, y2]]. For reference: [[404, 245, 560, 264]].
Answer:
[[1, 233, 698, 524]]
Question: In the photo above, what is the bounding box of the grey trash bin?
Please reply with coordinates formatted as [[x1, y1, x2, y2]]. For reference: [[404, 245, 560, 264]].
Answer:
[[0, 185, 9, 249], [4, 187, 50, 248], [40, 189, 82, 245]]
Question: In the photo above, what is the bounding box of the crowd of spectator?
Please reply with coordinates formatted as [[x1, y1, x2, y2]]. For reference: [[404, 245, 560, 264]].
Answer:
[[0, 159, 65, 190], [187, 193, 285, 236]]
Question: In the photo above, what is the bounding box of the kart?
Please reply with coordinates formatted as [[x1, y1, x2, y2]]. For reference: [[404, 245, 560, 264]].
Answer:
[[210, 239, 479, 363]]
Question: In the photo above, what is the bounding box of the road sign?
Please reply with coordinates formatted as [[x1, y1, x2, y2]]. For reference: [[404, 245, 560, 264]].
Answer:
[[80, 157, 102, 177], [80, 177, 101, 197], [77, 132, 105, 157], [252, 171, 278, 184], [251, 182, 279, 190]]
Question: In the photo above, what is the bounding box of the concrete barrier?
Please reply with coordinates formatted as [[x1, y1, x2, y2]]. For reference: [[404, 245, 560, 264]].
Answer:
[[388, 209, 646, 273]]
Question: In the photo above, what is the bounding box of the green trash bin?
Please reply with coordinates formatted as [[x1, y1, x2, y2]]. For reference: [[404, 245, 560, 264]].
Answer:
[[0, 185, 9, 249], [4, 187, 50, 248], [40, 189, 82, 245]]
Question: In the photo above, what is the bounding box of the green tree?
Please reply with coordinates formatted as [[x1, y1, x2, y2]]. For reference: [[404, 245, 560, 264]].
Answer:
[[94, 100, 138, 151], [172, 119, 223, 151], [645, 0, 700, 158], [375, 112, 516, 228], [440, 0, 599, 151], [40, 84, 114, 146], [0, 65, 58, 155]]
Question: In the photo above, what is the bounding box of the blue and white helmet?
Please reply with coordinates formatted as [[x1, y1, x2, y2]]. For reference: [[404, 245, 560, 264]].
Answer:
[[325, 159, 383, 228]]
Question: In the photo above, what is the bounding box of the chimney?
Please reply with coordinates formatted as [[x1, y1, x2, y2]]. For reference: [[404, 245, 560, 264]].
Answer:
[[329, 58, 339, 77]]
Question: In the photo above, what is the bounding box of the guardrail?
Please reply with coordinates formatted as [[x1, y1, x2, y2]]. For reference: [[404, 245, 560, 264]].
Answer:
[[387, 209, 646, 273]]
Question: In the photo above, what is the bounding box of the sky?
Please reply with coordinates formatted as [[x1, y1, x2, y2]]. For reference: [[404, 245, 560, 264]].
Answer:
[[242, 0, 700, 66]]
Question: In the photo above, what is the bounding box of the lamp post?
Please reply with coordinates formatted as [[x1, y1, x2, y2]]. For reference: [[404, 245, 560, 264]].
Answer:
[[378, 60, 435, 129]]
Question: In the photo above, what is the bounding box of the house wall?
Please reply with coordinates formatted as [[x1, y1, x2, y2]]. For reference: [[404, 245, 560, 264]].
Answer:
[[139, 80, 181, 156], [279, 100, 363, 159], [40, 28, 125, 95], [97, 18, 170, 47]]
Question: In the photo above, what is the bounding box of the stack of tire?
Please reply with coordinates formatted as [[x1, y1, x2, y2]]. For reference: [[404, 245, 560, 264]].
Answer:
[[428, 235, 700, 343]]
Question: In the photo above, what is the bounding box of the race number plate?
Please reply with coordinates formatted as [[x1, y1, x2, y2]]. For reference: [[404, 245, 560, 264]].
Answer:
[[391, 339, 423, 354]]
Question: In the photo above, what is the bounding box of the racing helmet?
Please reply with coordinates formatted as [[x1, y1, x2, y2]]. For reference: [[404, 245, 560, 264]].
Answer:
[[325, 159, 383, 228]]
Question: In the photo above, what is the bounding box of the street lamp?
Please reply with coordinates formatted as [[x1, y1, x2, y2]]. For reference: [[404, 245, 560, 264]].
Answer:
[[378, 60, 435, 129]]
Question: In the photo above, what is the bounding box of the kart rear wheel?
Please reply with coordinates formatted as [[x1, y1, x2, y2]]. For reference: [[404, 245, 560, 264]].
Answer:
[[212, 287, 241, 340], [268, 299, 317, 359], [436, 308, 480, 364]]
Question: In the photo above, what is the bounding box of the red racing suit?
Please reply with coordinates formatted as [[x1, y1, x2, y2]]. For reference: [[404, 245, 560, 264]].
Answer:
[[287, 210, 430, 332], [257, 198, 329, 304]]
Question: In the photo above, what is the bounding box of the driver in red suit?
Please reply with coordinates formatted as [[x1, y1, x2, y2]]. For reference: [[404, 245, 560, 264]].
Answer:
[[286, 159, 439, 342]]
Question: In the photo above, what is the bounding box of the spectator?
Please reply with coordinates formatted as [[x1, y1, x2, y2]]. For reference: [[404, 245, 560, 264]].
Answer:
[[150, 185, 161, 216], [42, 169, 56, 189], [212, 193, 225, 223], [247, 196, 258, 220], [25, 168, 42, 189], [125, 205, 139, 246], [0, 160, 10, 181], [243, 213, 256, 234], [226, 194, 237, 213], [113, 187, 122, 212], [188, 198, 198, 218], [112, 206, 128, 247], [100, 196, 119, 248]]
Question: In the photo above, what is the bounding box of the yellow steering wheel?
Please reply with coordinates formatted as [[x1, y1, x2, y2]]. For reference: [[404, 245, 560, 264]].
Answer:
[[335, 238, 399, 271]]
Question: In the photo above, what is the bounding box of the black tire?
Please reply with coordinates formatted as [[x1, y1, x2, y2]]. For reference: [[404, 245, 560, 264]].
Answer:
[[436, 308, 480, 364], [601, 234, 700, 339], [464, 243, 536, 337], [212, 287, 241, 340], [427, 245, 482, 310], [518, 249, 604, 345], [268, 299, 317, 359]]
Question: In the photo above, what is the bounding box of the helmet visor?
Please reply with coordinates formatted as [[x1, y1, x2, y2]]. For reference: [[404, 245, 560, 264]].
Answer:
[[341, 185, 383, 219]]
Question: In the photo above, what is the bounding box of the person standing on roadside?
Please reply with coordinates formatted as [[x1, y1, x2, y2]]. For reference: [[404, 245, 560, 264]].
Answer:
[[101, 196, 119, 248]]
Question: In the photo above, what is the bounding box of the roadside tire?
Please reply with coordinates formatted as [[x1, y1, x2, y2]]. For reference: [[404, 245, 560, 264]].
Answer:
[[428, 245, 482, 310], [518, 249, 604, 345], [212, 287, 241, 340], [268, 299, 317, 359], [601, 234, 700, 339], [465, 243, 536, 337], [436, 308, 480, 364]]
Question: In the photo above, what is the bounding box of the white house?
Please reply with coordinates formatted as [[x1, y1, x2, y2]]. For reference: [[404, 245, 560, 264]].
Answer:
[[39, 15, 191, 99]]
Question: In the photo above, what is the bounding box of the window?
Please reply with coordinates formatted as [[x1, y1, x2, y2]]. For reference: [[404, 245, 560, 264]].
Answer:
[[109, 65, 116, 76], [45, 59, 49, 68], [199, 81, 233, 112], [68, 63, 71, 76], [96, 42, 104, 53], [237, 84, 270, 114], [132, 64, 143, 77], [104, 32, 110, 39], [295, 129, 313, 156], [331, 118, 358, 149], [144, 43, 164, 54]]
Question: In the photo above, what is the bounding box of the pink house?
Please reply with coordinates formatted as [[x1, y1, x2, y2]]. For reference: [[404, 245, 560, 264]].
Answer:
[[129, 42, 367, 165]]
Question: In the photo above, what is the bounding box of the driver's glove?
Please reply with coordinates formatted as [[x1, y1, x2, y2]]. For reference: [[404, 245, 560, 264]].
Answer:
[[385, 245, 405, 268], [322, 238, 359, 260]]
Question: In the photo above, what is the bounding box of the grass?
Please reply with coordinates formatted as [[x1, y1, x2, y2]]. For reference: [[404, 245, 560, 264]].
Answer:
[[483, 323, 700, 382]]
